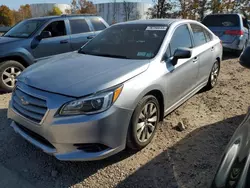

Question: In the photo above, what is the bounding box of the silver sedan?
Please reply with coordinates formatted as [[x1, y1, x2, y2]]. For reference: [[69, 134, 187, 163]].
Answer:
[[8, 19, 222, 161]]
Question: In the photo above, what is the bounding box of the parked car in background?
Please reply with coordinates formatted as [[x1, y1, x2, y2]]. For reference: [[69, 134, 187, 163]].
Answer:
[[211, 46, 250, 188], [0, 15, 109, 92], [8, 19, 222, 161], [202, 13, 249, 55]]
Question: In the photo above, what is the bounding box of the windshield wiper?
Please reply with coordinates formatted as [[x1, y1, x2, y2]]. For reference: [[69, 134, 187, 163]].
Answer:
[[79, 51, 130, 59]]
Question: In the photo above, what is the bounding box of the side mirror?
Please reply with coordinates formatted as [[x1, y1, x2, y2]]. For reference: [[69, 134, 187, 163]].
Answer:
[[172, 48, 192, 66], [38, 31, 52, 39], [239, 46, 250, 69]]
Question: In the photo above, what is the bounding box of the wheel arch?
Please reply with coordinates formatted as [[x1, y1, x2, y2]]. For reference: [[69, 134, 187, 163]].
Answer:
[[144, 89, 165, 122], [0, 56, 30, 68]]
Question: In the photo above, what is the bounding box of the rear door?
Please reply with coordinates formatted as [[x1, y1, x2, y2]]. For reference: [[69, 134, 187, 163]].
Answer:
[[202, 14, 241, 44], [69, 18, 95, 51], [190, 24, 216, 84]]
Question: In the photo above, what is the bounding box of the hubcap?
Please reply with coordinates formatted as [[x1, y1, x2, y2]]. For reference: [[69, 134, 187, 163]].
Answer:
[[211, 63, 219, 87], [2, 67, 22, 88], [136, 102, 158, 143]]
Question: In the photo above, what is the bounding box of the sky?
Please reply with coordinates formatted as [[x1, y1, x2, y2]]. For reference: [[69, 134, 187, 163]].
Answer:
[[1, 0, 71, 10]]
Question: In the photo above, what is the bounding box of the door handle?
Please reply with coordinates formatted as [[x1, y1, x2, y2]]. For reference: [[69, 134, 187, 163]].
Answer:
[[211, 46, 214, 51], [193, 56, 198, 63], [60, 40, 69, 44], [87, 35, 95, 40]]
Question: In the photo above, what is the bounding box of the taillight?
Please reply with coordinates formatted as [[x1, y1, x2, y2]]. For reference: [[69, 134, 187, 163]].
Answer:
[[225, 30, 244, 35]]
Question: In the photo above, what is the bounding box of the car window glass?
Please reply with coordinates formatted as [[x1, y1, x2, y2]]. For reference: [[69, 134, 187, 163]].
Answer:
[[202, 15, 240, 27], [69, 19, 90, 34], [191, 24, 207, 46], [42, 21, 66, 37], [4, 20, 45, 38], [204, 29, 212, 42], [243, 17, 249, 29], [169, 24, 192, 56], [90, 18, 106, 31], [80, 24, 168, 60]]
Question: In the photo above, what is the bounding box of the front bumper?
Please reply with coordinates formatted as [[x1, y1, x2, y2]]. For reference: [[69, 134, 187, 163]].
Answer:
[[8, 84, 133, 161]]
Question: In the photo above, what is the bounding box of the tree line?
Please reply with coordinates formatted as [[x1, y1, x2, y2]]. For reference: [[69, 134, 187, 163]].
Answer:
[[147, 0, 250, 20], [0, 0, 97, 26], [1, 0, 249, 27]]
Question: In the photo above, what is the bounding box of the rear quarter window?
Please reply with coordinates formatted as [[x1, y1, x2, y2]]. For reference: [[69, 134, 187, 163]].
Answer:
[[202, 15, 240, 27], [90, 18, 107, 31]]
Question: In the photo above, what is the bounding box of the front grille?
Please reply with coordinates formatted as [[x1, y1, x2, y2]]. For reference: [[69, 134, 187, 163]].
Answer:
[[12, 87, 47, 123], [16, 123, 55, 149]]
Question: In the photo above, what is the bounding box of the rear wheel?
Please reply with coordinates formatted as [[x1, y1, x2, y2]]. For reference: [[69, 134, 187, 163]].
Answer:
[[205, 61, 220, 90], [0, 60, 25, 92], [127, 95, 160, 150]]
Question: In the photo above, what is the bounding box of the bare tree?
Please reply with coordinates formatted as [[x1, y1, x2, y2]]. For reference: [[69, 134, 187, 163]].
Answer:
[[146, 0, 174, 18], [123, 1, 135, 21], [112, 0, 119, 24]]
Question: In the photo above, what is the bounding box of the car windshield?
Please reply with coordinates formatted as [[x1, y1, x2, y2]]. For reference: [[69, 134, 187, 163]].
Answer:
[[4, 20, 45, 38], [202, 15, 240, 27], [79, 24, 168, 59]]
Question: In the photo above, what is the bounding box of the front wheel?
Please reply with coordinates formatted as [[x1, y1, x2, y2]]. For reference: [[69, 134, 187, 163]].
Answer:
[[0, 60, 25, 92], [127, 95, 160, 150]]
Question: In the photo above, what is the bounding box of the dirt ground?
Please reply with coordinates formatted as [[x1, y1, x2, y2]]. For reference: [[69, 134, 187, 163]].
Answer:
[[0, 54, 249, 188]]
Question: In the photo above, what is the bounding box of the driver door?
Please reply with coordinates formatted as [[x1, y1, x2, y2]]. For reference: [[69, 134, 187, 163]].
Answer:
[[32, 20, 71, 60], [164, 24, 199, 109]]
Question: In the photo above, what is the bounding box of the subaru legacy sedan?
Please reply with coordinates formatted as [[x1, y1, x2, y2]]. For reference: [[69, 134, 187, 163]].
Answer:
[[8, 19, 222, 161]]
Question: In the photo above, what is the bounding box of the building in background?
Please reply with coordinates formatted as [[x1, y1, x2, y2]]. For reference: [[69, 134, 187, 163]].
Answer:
[[30, 3, 71, 17], [92, 0, 153, 24]]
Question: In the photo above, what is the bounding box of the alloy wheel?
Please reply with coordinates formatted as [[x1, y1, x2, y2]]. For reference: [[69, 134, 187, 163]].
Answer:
[[2, 67, 22, 88], [211, 62, 219, 87], [136, 102, 158, 143]]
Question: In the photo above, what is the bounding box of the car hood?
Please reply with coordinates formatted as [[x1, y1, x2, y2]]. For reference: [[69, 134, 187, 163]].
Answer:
[[211, 108, 250, 188], [0, 36, 23, 44], [19, 52, 150, 97]]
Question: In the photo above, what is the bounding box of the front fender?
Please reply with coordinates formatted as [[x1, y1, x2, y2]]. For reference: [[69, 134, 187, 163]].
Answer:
[[0, 47, 34, 65]]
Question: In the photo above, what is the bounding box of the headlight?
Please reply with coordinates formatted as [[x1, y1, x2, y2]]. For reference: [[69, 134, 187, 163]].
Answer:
[[59, 85, 123, 115]]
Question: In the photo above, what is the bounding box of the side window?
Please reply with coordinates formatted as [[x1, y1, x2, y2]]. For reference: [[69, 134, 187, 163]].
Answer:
[[69, 19, 90, 34], [43, 21, 66, 37], [169, 24, 192, 56], [190, 24, 207, 46], [243, 18, 249, 29], [90, 18, 107, 31], [204, 29, 212, 42]]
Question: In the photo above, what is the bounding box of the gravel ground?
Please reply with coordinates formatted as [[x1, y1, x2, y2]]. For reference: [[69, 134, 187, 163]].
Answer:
[[0, 54, 249, 188]]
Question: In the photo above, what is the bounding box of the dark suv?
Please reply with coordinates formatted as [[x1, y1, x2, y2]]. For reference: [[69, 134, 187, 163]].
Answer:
[[0, 15, 109, 91]]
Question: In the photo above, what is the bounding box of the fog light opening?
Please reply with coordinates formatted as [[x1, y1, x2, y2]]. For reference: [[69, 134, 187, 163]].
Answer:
[[74, 143, 109, 153]]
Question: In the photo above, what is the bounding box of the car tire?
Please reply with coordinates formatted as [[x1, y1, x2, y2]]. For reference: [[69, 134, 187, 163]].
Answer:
[[126, 95, 160, 150], [0, 60, 25, 92], [205, 61, 220, 90]]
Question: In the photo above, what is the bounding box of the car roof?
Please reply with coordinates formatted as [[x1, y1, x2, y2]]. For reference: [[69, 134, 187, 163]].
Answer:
[[114, 19, 189, 26], [204, 13, 242, 17], [26, 14, 100, 21]]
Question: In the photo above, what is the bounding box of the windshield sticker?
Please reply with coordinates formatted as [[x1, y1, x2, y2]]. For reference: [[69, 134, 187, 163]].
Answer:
[[146, 26, 167, 31], [137, 52, 147, 56], [146, 53, 153, 57]]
